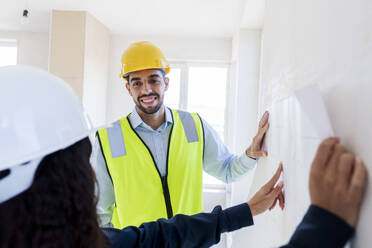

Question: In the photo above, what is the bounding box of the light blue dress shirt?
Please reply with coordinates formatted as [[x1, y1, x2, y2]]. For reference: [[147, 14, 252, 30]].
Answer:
[[91, 107, 256, 226]]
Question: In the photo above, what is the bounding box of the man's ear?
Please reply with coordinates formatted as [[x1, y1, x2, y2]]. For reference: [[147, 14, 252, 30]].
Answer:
[[164, 77, 169, 91], [125, 82, 132, 96]]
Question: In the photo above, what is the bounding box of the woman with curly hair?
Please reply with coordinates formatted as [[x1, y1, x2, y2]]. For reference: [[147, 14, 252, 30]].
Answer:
[[0, 138, 106, 248], [0, 65, 363, 248]]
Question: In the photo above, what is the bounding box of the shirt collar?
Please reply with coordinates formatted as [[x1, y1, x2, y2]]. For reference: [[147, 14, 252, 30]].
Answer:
[[129, 106, 174, 130]]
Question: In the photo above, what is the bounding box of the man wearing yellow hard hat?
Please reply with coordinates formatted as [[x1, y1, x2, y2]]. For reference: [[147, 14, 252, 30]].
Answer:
[[92, 41, 276, 228]]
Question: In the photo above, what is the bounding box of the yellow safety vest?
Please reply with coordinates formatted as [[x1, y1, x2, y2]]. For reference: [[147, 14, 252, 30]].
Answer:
[[97, 109, 204, 228]]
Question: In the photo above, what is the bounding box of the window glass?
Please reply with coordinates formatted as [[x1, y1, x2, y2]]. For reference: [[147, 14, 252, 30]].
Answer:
[[0, 41, 17, 66], [164, 68, 181, 109], [187, 67, 228, 185]]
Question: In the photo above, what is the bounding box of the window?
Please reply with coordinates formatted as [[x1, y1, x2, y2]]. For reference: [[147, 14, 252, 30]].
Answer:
[[165, 63, 229, 186], [0, 40, 17, 66], [187, 67, 228, 140], [164, 67, 181, 109]]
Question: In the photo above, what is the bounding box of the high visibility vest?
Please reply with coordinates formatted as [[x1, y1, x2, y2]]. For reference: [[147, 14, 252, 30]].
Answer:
[[97, 109, 204, 228]]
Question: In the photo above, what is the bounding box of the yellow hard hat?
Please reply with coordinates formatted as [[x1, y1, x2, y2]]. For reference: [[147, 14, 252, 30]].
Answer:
[[120, 41, 170, 81]]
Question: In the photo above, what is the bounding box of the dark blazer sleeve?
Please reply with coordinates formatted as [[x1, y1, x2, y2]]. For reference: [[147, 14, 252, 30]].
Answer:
[[103, 203, 254, 248], [281, 205, 355, 248]]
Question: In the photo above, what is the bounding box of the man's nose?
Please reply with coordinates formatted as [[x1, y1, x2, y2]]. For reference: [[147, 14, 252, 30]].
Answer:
[[141, 81, 152, 95]]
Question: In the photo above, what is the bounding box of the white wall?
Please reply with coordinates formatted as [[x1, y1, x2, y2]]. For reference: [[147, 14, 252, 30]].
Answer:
[[245, 0, 372, 247], [227, 29, 262, 248], [49, 11, 87, 100], [106, 35, 232, 123], [49, 11, 110, 127], [0, 31, 49, 70], [82, 12, 110, 127]]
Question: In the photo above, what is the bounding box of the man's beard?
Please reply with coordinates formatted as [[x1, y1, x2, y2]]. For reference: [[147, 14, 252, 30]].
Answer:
[[136, 93, 163, 114]]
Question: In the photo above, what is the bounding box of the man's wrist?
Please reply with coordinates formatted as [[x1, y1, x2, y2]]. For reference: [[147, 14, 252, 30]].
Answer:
[[245, 149, 257, 160]]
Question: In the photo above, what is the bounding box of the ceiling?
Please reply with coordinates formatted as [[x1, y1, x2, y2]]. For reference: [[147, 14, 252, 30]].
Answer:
[[241, 0, 266, 29], [0, 0, 265, 37]]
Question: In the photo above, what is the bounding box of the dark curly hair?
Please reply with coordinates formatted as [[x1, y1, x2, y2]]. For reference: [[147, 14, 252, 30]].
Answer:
[[0, 138, 107, 248]]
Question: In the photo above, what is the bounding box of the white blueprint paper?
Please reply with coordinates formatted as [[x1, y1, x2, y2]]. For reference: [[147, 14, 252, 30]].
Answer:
[[261, 84, 334, 245]]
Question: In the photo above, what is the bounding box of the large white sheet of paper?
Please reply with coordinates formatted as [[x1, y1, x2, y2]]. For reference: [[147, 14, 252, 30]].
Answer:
[[260, 84, 334, 246]]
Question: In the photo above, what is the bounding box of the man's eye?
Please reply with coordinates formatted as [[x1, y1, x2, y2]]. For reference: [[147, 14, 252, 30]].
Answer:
[[133, 82, 140, 86]]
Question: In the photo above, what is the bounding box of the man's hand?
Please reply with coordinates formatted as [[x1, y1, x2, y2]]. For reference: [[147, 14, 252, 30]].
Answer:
[[248, 163, 285, 216], [310, 137, 367, 227], [246, 111, 270, 159]]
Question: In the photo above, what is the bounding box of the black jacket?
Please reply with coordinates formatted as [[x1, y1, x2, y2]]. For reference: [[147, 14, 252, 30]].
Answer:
[[103, 203, 353, 248]]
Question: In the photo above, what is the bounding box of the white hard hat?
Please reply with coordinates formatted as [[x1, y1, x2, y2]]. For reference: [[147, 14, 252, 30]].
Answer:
[[0, 65, 93, 203]]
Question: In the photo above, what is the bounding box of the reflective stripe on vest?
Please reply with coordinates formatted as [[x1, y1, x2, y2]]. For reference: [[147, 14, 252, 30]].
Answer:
[[106, 120, 126, 157], [97, 109, 204, 228]]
